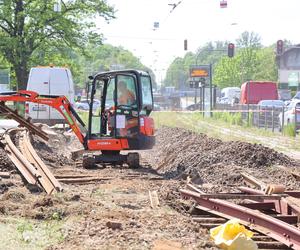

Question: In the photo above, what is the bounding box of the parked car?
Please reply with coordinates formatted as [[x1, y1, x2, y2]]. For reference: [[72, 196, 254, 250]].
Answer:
[[258, 100, 285, 108], [240, 81, 278, 104], [292, 91, 300, 100], [186, 102, 201, 111], [278, 100, 300, 130], [278, 89, 292, 101], [25, 66, 75, 125], [75, 99, 101, 110]]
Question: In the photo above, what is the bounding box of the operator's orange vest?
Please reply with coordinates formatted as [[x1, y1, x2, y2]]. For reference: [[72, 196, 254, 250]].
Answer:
[[119, 90, 135, 105]]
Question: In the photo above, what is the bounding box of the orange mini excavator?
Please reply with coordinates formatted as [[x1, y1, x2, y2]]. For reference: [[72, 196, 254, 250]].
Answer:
[[0, 69, 155, 168]]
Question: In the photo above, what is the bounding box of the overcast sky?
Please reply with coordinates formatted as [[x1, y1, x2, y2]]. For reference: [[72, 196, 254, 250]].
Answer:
[[97, 0, 300, 82]]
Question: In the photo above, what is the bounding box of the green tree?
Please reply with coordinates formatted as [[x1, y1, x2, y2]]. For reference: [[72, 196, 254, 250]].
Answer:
[[213, 56, 241, 89], [76, 44, 157, 88], [0, 0, 114, 90], [253, 47, 277, 81], [214, 34, 278, 89]]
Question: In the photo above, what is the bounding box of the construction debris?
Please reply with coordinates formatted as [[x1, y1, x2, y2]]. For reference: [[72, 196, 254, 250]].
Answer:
[[149, 190, 160, 208], [1, 128, 62, 194]]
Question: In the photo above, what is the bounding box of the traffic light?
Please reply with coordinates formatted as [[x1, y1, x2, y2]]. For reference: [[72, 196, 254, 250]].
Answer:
[[228, 43, 235, 58], [184, 39, 188, 51], [276, 40, 284, 55]]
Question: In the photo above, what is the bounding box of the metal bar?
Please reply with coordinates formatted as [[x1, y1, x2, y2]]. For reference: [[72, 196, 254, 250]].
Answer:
[[3, 132, 39, 185], [19, 130, 62, 193], [240, 202, 276, 210], [181, 189, 300, 249], [0, 103, 49, 141], [274, 215, 298, 224], [58, 177, 112, 183], [238, 186, 265, 195], [194, 193, 285, 200], [284, 191, 300, 198]]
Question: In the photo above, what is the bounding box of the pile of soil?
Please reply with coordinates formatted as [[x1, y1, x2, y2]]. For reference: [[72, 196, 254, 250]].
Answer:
[[146, 127, 299, 191], [31, 129, 79, 167]]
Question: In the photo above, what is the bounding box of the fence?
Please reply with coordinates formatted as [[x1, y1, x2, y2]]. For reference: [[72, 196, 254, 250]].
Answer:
[[215, 103, 300, 134]]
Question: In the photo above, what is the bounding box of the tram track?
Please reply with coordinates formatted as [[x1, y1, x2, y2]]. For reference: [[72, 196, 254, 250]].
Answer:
[[181, 183, 300, 249]]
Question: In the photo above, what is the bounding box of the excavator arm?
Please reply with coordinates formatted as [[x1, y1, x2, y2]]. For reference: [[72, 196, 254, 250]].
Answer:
[[0, 90, 87, 145]]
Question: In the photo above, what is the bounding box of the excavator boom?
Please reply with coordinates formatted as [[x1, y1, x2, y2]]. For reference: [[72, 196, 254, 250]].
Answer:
[[0, 90, 86, 145]]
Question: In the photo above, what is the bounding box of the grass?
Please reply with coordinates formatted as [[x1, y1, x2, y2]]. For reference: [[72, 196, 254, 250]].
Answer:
[[0, 217, 65, 250], [151, 111, 300, 153], [283, 123, 297, 137]]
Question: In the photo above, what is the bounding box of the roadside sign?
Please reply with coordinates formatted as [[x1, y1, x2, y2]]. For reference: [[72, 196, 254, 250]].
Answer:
[[288, 72, 299, 87], [190, 65, 210, 78]]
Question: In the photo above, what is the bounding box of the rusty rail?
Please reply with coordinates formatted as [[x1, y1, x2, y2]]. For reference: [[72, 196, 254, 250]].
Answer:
[[3, 130, 39, 185], [181, 189, 300, 249], [2, 128, 62, 194], [19, 129, 62, 193], [0, 103, 49, 141]]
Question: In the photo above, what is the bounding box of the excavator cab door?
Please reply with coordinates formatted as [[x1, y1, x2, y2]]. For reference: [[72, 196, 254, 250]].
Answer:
[[89, 73, 139, 139], [114, 74, 139, 138]]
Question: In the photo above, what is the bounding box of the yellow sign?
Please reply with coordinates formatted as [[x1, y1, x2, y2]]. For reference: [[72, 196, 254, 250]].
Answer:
[[190, 69, 209, 77]]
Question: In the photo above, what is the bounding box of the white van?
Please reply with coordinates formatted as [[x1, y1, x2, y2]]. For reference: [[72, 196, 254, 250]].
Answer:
[[219, 87, 241, 104], [25, 66, 75, 125]]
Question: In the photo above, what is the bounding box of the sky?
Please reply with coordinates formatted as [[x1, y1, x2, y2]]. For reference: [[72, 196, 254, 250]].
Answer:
[[96, 0, 300, 83]]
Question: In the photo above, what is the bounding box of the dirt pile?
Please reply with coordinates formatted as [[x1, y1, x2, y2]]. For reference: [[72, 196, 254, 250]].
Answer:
[[31, 128, 80, 167], [147, 127, 299, 190]]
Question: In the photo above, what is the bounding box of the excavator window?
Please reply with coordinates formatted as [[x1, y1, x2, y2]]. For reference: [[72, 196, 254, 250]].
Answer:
[[115, 75, 139, 138], [140, 76, 153, 115]]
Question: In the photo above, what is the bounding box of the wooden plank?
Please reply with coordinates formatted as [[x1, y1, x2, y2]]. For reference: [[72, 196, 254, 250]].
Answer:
[[149, 190, 160, 209], [241, 172, 266, 190]]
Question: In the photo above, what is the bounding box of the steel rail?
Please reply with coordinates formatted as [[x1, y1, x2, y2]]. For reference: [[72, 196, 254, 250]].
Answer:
[[180, 189, 300, 249], [3, 131, 39, 185], [19, 130, 62, 194], [2, 128, 61, 194], [0, 103, 49, 141]]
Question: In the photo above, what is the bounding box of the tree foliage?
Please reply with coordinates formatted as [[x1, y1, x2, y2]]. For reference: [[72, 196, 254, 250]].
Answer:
[[32, 43, 156, 90], [214, 32, 277, 88], [165, 31, 278, 90], [0, 0, 114, 89]]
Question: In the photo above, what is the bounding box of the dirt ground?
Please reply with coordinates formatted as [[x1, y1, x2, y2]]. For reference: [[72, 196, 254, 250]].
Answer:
[[0, 126, 299, 249]]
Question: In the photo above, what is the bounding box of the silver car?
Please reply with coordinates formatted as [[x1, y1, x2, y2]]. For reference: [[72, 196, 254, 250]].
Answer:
[[75, 99, 101, 110], [278, 100, 300, 130]]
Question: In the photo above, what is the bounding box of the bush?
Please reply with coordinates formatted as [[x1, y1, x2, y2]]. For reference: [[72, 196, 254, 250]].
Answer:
[[283, 123, 296, 137]]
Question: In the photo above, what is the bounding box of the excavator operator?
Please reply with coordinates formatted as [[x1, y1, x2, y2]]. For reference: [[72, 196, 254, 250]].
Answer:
[[118, 80, 136, 105]]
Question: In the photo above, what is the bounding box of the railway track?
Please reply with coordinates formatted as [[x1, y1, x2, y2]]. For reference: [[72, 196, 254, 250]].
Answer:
[[1, 128, 62, 194], [181, 183, 300, 249]]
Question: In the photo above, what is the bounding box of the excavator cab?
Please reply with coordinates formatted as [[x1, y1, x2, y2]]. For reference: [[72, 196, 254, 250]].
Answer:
[[83, 70, 155, 168]]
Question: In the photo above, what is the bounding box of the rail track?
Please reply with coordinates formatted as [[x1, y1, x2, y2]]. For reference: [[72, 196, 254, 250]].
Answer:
[[181, 181, 300, 250], [1, 128, 62, 194]]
